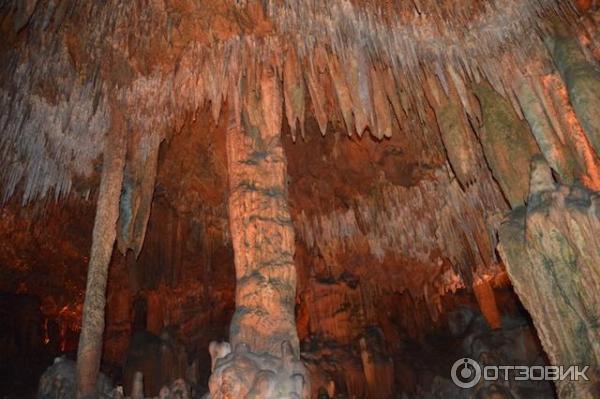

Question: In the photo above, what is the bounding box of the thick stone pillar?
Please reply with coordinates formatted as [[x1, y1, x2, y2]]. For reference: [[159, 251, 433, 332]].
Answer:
[[206, 65, 309, 398], [498, 156, 600, 398], [76, 125, 126, 399], [225, 117, 298, 357]]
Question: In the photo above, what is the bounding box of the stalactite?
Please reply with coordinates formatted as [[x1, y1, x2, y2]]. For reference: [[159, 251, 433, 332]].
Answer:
[[514, 76, 580, 185], [117, 131, 162, 257], [295, 168, 506, 318], [474, 83, 541, 208], [283, 47, 306, 140], [76, 118, 126, 399], [304, 47, 330, 136], [329, 55, 356, 136], [0, 42, 108, 204], [472, 277, 501, 330], [540, 72, 600, 190], [370, 65, 393, 139], [547, 23, 600, 157], [0, 0, 585, 206], [425, 73, 483, 188]]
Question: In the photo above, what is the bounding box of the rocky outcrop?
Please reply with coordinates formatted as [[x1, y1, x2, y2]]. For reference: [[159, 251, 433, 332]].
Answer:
[[498, 156, 600, 398]]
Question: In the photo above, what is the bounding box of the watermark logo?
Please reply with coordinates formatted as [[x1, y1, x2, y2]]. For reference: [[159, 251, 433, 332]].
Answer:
[[451, 358, 482, 388], [451, 358, 590, 389]]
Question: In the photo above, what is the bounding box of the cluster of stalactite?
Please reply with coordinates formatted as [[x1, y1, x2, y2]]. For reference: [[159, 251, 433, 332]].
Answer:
[[295, 168, 506, 319], [0, 0, 594, 203]]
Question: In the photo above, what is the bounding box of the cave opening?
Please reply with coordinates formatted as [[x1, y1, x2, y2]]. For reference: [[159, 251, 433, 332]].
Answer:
[[1, 1, 600, 398]]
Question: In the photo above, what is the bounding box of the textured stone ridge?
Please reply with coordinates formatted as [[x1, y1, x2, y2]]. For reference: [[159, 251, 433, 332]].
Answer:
[[498, 156, 600, 398]]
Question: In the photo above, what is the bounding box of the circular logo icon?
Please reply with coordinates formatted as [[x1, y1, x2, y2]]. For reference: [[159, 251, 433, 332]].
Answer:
[[451, 358, 482, 389]]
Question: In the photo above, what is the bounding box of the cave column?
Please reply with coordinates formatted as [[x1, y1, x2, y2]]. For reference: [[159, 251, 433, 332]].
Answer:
[[76, 122, 126, 399], [207, 64, 308, 398], [225, 111, 299, 356]]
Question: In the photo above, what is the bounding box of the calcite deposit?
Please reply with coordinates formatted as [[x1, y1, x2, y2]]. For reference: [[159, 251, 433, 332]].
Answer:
[[0, 1, 600, 399]]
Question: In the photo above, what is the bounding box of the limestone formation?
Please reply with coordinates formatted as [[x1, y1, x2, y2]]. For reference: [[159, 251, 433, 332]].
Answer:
[[225, 71, 299, 357], [473, 84, 541, 208], [38, 357, 114, 399], [548, 24, 600, 156], [207, 341, 308, 399], [208, 75, 309, 396], [1, 2, 600, 399], [498, 156, 600, 398], [76, 127, 126, 399]]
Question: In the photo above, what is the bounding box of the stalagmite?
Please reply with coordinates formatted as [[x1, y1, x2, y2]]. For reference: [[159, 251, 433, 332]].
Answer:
[[131, 372, 144, 399], [76, 124, 126, 399], [498, 156, 600, 398], [206, 65, 309, 397]]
